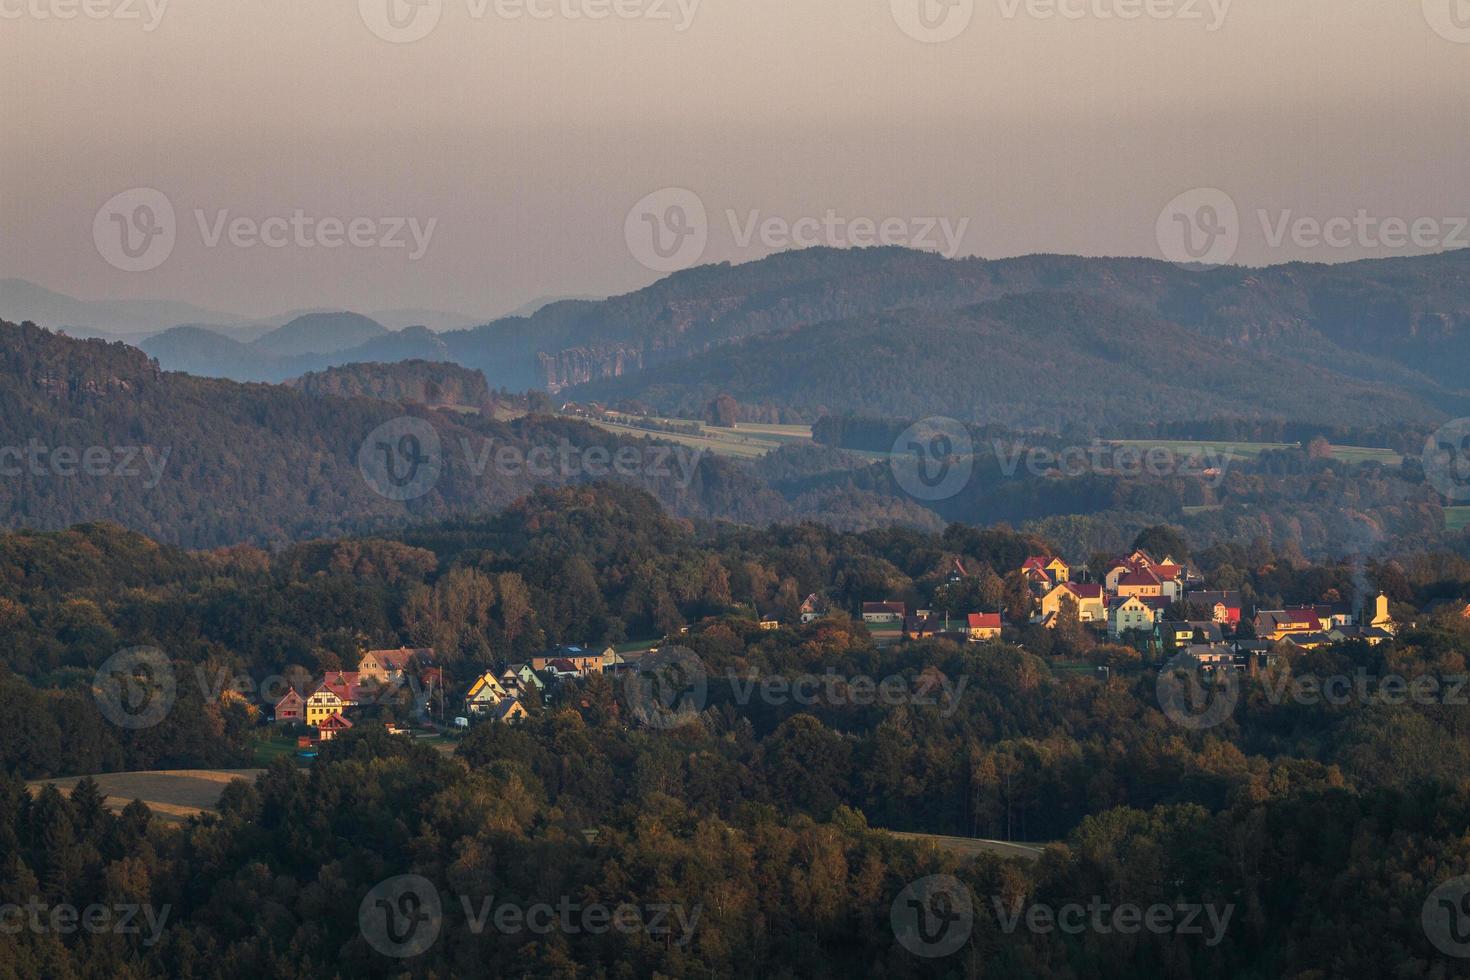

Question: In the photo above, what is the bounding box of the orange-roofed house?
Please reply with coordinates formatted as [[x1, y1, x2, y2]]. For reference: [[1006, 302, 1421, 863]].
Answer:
[[966, 613, 1002, 642]]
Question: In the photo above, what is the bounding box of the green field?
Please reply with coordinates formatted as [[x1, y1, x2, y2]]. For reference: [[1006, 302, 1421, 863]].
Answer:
[[1113, 439, 1401, 466], [1448, 507, 1470, 532], [567, 412, 815, 459]]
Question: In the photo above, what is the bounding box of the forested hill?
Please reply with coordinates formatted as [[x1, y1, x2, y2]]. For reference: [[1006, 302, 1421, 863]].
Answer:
[[571, 291, 1455, 428], [0, 320, 948, 547], [433, 247, 1470, 420]]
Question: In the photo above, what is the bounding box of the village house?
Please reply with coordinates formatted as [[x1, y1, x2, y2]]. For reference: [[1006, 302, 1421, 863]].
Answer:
[[1189, 590, 1242, 625], [503, 663, 545, 691], [966, 612, 1003, 642], [1109, 595, 1157, 638], [904, 614, 941, 640], [759, 618, 781, 631], [1039, 582, 1106, 626], [1255, 608, 1325, 641], [305, 686, 346, 727], [358, 647, 433, 684], [799, 594, 830, 623], [1021, 556, 1070, 591], [316, 713, 354, 741], [465, 671, 510, 716], [273, 688, 306, 724], [491, 698, 530, 724], [531, 646, 604, 674], [862, 601, 906, 624]]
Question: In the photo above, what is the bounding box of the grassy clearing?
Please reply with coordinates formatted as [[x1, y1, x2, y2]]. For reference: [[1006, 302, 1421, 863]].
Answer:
[[566, 412, 815, 459], [1113, 439, 1400, 465], [1447, 507, 1470, 532], [882, 830, 1045, 862], [27, 770, 264, 823]]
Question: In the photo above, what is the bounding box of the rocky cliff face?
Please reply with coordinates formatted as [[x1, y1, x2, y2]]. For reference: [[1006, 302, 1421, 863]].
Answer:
[[537, 345, 644, 392]]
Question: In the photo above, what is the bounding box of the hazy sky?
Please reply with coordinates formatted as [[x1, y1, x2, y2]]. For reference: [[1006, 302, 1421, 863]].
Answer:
[[2, 0, 1468, 319]]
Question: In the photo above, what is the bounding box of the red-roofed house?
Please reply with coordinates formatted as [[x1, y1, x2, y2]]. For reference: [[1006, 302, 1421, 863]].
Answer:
[[966, 613, 1002, 642], [1116, 567, 1164, 599], [1040, 582, 1106, 624], [317, 712, 354, 741]]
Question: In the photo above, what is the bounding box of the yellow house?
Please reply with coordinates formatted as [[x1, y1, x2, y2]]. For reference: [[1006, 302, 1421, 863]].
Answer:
[[1040, 583, 1106, 625], [1115, 568, 1164, 599], [465, 671, 509, 715], [306, 687, 345, 726], [1108, 596, 1156, 637]]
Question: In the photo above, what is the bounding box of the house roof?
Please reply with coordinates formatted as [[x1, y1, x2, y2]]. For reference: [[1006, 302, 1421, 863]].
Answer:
[[967, 612, 1003, 629], [318, 671, 363, 702], [548, 657, 581, 672], [1117, 568, 1162, 587], [318, 712, 353, 731], [1190, 591, 1241, 608], [1065, 582, 1103, 599], [491, 698, 527, 720]]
